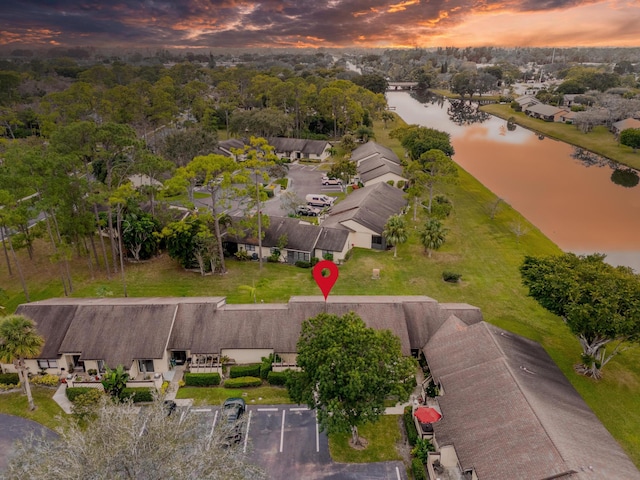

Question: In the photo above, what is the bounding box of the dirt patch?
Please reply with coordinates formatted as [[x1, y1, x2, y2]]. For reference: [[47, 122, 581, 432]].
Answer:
[[349, 436, 369, 450]]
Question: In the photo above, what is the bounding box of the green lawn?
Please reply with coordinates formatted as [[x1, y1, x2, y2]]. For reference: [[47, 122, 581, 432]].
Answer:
[[0, 387, 65, 431], [329, 415, 402, 463], [2, 119, 640, 467], [481, 103, 640, 170], [176, 386, 293, 405]]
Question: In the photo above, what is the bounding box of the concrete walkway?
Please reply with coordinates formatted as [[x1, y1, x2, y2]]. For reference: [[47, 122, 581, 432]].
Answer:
[[164, 365, 192, 406], [53, 383, 73, 414]]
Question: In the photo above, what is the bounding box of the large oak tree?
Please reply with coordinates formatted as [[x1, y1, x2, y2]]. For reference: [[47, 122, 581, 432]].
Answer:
[[520, 253, 640, 379], [287, 312, 416, 446]]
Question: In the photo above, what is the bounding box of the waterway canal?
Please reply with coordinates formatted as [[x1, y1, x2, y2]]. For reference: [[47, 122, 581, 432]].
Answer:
[[387, 91, 640, 271]]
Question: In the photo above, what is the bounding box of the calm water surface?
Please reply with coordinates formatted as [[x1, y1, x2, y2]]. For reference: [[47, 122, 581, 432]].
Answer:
[[387, 91, 640, 271]]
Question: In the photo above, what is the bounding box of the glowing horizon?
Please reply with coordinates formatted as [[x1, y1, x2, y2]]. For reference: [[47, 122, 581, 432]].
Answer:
[[1, 1, 639, 50]]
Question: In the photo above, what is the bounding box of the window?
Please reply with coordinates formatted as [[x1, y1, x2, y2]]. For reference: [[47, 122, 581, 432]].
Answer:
[[288, 251, 310, 263], [138, 359, 155, 373], [371, 236, 383, 245], [37, 359, 58, 369], [245, 244, 255, 252]]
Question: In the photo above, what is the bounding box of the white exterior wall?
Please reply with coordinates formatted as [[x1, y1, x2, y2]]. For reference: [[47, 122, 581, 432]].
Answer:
[[314, 241, 350, 263], [363, 173, 406, 188], [222, 349, 273, 365]]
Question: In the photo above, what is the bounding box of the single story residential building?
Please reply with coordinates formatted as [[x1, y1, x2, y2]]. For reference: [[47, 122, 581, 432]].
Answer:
[[225, 216, 350, 264], [350, 141, 402, 168], [321, 182, 407, 250], [523, 103, 569, 122], [4, 295, 640, 479], [612, 117, 640, 136], [267, 137, 333, 162]]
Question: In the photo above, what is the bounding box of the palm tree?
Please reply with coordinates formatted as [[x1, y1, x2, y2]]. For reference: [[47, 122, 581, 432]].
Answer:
[[420, 219, 448, 258], [382, 214, 408, 258], [0, 314, 45, 410]]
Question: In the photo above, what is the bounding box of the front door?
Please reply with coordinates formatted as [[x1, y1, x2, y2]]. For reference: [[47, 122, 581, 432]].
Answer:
[[172, 351, 187, 366]]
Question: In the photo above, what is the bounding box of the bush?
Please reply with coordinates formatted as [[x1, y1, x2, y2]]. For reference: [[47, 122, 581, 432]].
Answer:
[[387, 180, 395, 186], [67, 387, 95, 402], [121, 387, 154, 403], [412, 458, 427, 480], [322, 252, 334, 261], [267, 371, 287, 386], [310, 257, 320, 266], [510, 101, 522, 112], [442, 271, 462, 283], [397, 180, 406, 189], [430, 195, 452, 219], [87, 369, 98, 376], [404, 406, 419, 446], [260, 355, 274, 380], [0, 373, 20, 385], [31, 374, 60, 387], [224, 376, 262, 388], [230, 364, 261, 379], [184, 372, 221, 386], [295, 260, 311, 268], [412, 438, 436, 464], [234, 250, 251, 261]]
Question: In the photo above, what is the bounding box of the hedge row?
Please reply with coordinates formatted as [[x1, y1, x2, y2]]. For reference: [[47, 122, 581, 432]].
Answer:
[[412, 458, 427, 480], [121, 387, 154, 403], [224, 376, 262, 388], [0, 373, 19, 385], [229, 364, 261, 378], [404, 406, 419, 447], [267, 371, 287, 386], [66, 387, 95, 402], [184, 372, 221, 386]]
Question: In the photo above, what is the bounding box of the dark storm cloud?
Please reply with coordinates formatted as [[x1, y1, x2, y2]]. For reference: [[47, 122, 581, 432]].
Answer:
[[0, 0, 624, 48]]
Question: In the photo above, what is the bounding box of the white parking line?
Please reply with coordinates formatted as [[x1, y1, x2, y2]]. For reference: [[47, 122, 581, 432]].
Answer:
[[279, 409, 286, 453], [257, 407, 279, 411], [207, 410, 219, 449], [395, 466, 401, 480], [191, 408, 212, 412], [243, 410, 252, 453], [289, 407, 309, 411]]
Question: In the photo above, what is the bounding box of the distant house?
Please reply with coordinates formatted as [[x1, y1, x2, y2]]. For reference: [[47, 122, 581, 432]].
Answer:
[[556, 110, 577, 124], [215, 138, 246, 158], [321, 182, 407, 250], [612, 118, 640, 136], [5, 295, 640, 479], [226, 216, 350, 264], [524, 103, 569, 122], [350, 141, 407, 187], [514, 94, 539, 109], [267, 137, 333, 162]]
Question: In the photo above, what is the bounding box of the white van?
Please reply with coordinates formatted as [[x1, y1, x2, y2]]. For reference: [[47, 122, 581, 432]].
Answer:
[[306, 194, 335, 208]]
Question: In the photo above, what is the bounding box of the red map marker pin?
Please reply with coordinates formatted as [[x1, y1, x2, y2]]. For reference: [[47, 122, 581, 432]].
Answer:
[[313, 260, 339, 300]]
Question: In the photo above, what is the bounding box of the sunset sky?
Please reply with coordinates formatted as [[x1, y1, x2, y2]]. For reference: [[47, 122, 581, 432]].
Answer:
[[1, 0, 639, 50]]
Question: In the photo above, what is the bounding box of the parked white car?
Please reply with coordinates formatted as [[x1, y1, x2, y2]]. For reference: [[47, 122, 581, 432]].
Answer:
[[306, 194, 335, 208], [321, 176, 342, 186]]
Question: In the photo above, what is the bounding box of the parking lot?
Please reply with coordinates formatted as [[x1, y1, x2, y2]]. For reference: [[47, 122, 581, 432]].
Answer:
[[191, 404, 407, 480]]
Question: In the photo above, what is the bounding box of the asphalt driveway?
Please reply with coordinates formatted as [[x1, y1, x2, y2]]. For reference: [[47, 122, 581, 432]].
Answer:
[[0, 413, 58, 470]]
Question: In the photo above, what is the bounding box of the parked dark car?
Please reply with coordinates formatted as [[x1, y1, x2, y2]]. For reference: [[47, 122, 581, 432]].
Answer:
[[222, 398, 246, 446], [295, 204, 321, 216]]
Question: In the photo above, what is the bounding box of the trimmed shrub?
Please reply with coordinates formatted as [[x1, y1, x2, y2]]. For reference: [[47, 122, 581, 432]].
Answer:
[[404, 406, 419, 446], [184, 372, 221, 386], [224, 376, 262, 388], [230, 364, 261, 379], [397, 180, 406, 189], [442, 271, 462, 283], [66, 387, 95, 402], [121, 387, 154, 403], [267, 371, 287, 386], [430, 195, 452, 219], [412, 458, 427, 480], [234, 250, 251, 261], [0, 373, 20, 385], [295, 260, 311, 268], [260, 355, 274, 380], [387, 180, 395, 186], [31, 374, 60, 387]]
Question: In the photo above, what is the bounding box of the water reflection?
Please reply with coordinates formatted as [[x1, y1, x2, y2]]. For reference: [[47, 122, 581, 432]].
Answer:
[[571, 148, 615, 169], [387, 91, 640, 271], [446, 99, 490, 126]]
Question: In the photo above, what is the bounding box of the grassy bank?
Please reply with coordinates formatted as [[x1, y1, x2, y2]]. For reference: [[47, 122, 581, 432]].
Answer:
[[0, 387, 64, 431], [1, 119, 640, 467], [481, 103, 640, 170]]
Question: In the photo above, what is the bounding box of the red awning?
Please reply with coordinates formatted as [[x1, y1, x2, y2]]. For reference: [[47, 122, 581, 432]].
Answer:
[[414, 407, 442, 424]]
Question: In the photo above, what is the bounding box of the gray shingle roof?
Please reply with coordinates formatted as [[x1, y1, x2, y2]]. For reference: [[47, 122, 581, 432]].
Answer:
[[351, 141, 401, 164], [358, 155, 405, 183], [314, 227, 350, 252], [267, 137, 331, 156], [322, 182, 407, 234], [425, 321, 640, 480], [15, 303, 77, 359]]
